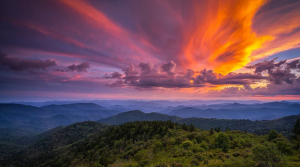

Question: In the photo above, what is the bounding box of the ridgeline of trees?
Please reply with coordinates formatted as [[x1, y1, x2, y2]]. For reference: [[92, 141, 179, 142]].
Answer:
[[1, 119, 300, 167]]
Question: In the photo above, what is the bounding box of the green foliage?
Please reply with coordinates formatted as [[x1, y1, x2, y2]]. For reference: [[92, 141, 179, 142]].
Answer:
[[231, 139, 239, 149], [181, 141, 193, 150], [153, 142, 163, 153], [292, 118, 300, 138], [252, 142, 285, 167], [200, 143, 209, 151], [268, 130, 279, 141], [215, 132, 230, 152], [276, 141, 293, 155], [177, 114, 300, 137], [2, 120, 300, 167]]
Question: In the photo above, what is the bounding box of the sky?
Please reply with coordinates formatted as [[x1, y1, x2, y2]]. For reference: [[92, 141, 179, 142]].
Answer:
[[0, 0, 300, 101]]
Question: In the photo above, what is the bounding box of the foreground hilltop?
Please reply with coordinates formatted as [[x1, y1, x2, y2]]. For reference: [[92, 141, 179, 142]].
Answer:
[[1, 120, 300, 167]]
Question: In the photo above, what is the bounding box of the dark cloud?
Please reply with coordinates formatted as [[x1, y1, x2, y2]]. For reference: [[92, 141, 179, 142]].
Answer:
[[103, 72, 123, 79], [212, 58, 300, 96], [247, 57, 300, 85], [288, 60, 300, 69], [139, 62, 154, 75], [104, 61, 270, 89], [160, 61, 176, 75], [0, 52, 56, 71], [67, 62, 90, 72]]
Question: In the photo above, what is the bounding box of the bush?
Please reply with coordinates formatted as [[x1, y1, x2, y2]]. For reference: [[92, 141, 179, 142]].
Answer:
[[153, 142, 163, 153], [192, 144, 205, 153], [191, 158, 200, 166], [252, 142, 285, 167], [194, 153, 204, 161], [175, 137, 183, 145], [276, 141, 293, 155], [181, 141, 193, 150], [268, 130, 279, 141], [231, 139, 239, 149], [200, 143, 209, 151]]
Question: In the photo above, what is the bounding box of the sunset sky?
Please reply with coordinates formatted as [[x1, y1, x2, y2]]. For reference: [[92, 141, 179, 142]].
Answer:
[[1, 0, 300, 101]]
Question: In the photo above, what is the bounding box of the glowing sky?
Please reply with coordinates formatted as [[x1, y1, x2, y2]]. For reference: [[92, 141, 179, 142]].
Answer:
[[0, 0, 300, 101]]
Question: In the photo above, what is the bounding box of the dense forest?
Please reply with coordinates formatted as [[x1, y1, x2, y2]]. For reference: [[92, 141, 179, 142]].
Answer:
[[1, 119, 300, 167], [1, 103, 300, 166]]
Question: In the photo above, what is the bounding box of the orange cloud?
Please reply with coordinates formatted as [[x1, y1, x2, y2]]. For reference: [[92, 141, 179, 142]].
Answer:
[[182, 0, 272, 75], [251, 0, 300, 60]]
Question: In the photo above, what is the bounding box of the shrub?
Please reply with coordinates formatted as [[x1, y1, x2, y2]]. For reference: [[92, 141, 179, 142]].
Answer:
[[192, 144, 205, 153], [153, 142, 163, 153], [231, 139, 239, 149], [203, 159, 209, 165], [252, 142, 285, 167], [194, 153, 204, 161], [268, 130, 279, 141], [175, 137, 183, 145], [191, 158, 200, 166], [200, 143, 209, 151], [276, 141, 293, 155], [181, 141, 193, 150]]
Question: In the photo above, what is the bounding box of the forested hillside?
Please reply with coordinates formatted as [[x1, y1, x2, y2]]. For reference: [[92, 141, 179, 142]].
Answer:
[[98, 110, 181, 125], [1, 120, 300, 167], [177, 114, 300, 136], [98, 110, 300, 137]]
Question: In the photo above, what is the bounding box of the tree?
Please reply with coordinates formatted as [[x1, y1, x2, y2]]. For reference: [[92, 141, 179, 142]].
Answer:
[[252, 143, 285, 167], [209, 128, 214, 135], [291, 119, 300, 139], [181, 141, 193, 150], [215, 126, 221, 133], [215, 132, 230, 152], [231, 139, 239, 149], [225, 126, 230, 133], [189, 124, 196, 132], [268, 130, 279, 141]]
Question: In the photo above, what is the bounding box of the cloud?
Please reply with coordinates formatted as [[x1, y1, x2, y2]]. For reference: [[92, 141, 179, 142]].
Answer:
[[247, 57, 300, 85], [103, 72, 122, 79], [0, 52, 56, 71], [160, 61, 176, 75], [104, 61, 269, 89], [212, 58, 300, 96], [67, 62, 90, 72]]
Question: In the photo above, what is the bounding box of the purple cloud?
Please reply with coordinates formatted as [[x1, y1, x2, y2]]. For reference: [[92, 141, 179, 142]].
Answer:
[[67, 62, 90, 72], [0, 52, 56, 71], [247, 57, 300, 85], [104, 72, 123, 79], [104, 61, 270, 89]]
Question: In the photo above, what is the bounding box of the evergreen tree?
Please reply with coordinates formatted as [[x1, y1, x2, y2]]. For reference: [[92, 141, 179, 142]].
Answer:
[[189, 124, 196, 132], [225, 126, 229, 132], [291, 119, 300, 139], [209, 128, 214, 135]]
